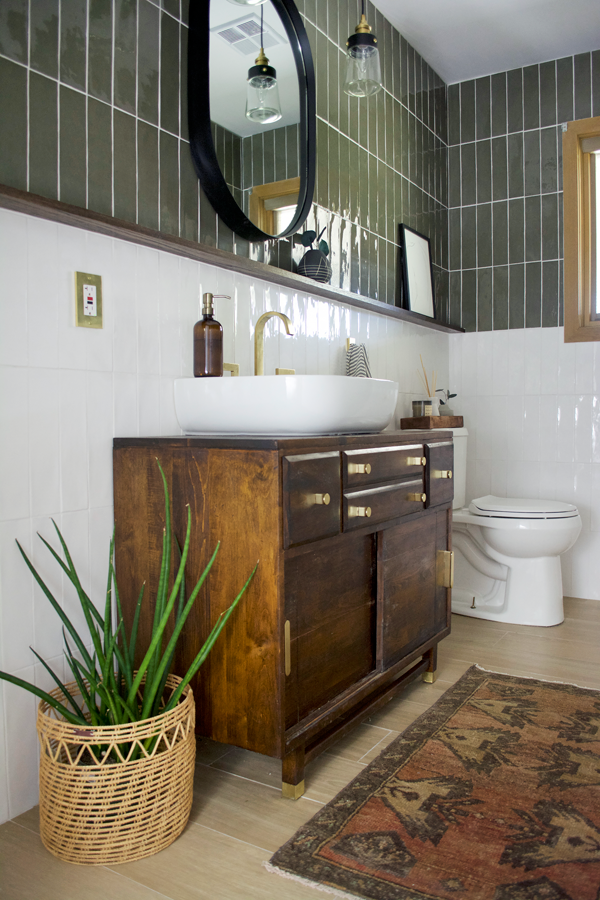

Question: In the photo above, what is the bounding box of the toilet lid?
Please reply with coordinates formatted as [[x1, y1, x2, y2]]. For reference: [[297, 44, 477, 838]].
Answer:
[[469, 495, 579, 519]]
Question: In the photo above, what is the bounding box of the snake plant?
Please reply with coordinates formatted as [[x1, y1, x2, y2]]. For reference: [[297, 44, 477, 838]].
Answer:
[[0, 460, 257, 730]]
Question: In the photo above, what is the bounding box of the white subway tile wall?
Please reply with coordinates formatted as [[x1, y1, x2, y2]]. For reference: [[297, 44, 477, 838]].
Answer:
[[449, 328, 600, 602], [0, 207, 449, 823]]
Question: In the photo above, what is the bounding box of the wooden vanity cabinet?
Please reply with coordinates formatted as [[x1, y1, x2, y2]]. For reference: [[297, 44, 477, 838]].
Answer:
[[112, 431, 453, 798]]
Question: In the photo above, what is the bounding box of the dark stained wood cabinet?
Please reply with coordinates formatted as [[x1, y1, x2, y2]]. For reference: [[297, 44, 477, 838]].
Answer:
[[112, 431, 454, 798]]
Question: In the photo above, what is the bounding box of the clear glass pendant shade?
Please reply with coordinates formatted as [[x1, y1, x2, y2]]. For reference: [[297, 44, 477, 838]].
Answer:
[[226, 0, 267, 6], [245, 70, 282, 124], [343, 42, 382, 97]]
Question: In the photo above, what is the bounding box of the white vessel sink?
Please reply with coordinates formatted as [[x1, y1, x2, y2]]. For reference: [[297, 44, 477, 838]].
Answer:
[[174, 375, 398, 436]]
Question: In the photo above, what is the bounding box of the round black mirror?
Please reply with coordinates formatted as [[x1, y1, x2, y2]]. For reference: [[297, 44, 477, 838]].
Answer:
[[188, 0, 316, 243]]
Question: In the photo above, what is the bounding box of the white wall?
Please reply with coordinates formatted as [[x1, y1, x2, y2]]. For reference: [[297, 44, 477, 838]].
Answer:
[[449, 327, 600, 601], [0, 207, 449, 823]]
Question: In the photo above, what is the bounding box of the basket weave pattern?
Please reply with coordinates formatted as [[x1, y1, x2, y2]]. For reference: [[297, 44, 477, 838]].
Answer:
[[36, 674, 195, 865]]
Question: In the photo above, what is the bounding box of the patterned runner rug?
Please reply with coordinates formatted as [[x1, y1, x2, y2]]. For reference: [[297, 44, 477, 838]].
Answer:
[[268, 666, 600, 900]]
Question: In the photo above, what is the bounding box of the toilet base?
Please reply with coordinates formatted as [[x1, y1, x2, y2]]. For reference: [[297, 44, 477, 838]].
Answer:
[[452, 549, 565, 627]]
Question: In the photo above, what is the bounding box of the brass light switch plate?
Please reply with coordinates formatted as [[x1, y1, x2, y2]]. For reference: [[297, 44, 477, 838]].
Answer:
[[75, 272, 103, 328]]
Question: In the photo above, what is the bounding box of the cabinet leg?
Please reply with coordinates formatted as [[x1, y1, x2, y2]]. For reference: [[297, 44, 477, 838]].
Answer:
[[282, 746, 305, 800], [422, 645, 438, 683]]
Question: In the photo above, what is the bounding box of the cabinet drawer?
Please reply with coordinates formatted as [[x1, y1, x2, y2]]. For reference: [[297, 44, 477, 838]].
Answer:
[[283, 452, 341, 547], [343, 444, 426, 487], [343, 477, 425, 529], [425, 441, 454, 508]]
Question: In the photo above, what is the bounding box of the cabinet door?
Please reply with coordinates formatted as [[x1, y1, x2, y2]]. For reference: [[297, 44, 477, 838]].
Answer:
[[378, 510, 449, 669], [284, 534, 376, 728], [283, 452, 341, 547]]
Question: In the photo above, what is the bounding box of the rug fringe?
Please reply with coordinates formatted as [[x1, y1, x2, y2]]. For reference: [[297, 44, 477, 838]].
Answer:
[[473, 663, 594, 691], [264, 862, 366, 900]]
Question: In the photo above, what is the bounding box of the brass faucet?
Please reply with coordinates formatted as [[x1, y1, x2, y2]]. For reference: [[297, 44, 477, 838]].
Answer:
[[254, 312, 294, 376]]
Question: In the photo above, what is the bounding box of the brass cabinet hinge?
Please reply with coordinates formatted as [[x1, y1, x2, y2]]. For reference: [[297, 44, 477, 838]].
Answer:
[[437, 550, 454, 588]]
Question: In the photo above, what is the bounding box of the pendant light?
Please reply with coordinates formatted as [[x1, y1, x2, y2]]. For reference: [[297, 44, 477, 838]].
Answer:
[[343, 0, 382, 97], [245, 5, 282, 124]]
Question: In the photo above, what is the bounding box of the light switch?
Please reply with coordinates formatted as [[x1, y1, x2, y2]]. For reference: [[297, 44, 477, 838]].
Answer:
[[75, 272, 103, 328]]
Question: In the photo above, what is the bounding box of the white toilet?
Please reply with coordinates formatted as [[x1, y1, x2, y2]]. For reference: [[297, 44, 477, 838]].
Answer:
[[450, 428, 582, 627]]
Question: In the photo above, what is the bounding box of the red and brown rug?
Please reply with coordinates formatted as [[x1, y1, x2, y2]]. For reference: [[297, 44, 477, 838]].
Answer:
[[268, 666, 600, 900]]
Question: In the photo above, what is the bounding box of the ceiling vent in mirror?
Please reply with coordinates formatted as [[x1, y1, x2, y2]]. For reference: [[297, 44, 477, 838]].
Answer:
[[213, 14, 283, 56]]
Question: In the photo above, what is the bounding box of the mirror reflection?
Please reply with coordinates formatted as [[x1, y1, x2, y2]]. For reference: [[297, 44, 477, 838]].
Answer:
[[209, 0, 302, 234]]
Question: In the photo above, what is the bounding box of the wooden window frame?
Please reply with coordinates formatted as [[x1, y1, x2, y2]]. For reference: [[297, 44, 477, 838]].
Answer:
[[249, 177, 300, 235], [563, 116, 600, 342]]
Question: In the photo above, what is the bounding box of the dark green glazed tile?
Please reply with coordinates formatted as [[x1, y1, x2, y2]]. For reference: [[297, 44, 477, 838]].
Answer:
[[159, 130, 179, 236], [541, 192, 559, 260], [522, 65, 540, 130], [506, 68, 523, 133], [508, 197, 524, 263], [161, 12, 180, 134], [542, 260, 559, 327], [0, 0, 28, 64], [525, 194, 541, 262], [447, 83, 460, 147], [377, 160, 387, 238], [508, 263, 524, 329], [448, 145, 461, 209], [461, 205, 476, 269], [449, 270, 462, 328], [391, 28, 401, 101], [540, 127, 558, 193], [251, 133, 263, 191], [460, 142, 476, 206], [30, 0, 58, 78], [315, 28, 327, 122], [338, 135, 350, 219], [217, 217, 234, 255], [593, 50, 600, 116], [400, 36, 409, 108], [381, 16, 393, 99], [507, 132, 524, 198], [476, 76, 491, 140], [138, 0, 160, 125], [491, 72, 507, 137], [181, 0, 189, 26], [232, 133, 242, 189], [477, 140, 491, 204], [493, 265, 509, 330], [574, 52, 591, 119], [557, 129, 563, 191], [60, 0, 86, 90], [492, 201, 508, 266], [199, 184, 217, 247], [477, 203, 492, 268], [414, 119, 423, 191], [477, 267, 493, 331], [439, 141, 448, 209], [377, 89, 386, 162], [407, 43, 415, 115], [440, 200, 448, 269], [60, 86, 86, 208], [492, 136, 508, 201], [263, 132, 275, 185], [400, 105, 409, 177], [348, 140, 359, 222], [523, 129, 540, 196], [461, 270, 477, 331], [350, 222, 360, 294], [163, 0, 180, 18], [525, 261, 541, 327], [29, 72, 58, 199], [359, 146, 369, 229], [316, 119, 328, 209], [273, 128, 285, 183], [556, 56, 573, 123], [316, 0, 327, 32], [460, 80, 475, 143], [329, 128, 340, 216], [360, 226, 369, 297], [414, 53, 423, 124], [384, 92, 393, 167], [348, 91, 359, 144], [0, 58, 27, 190], [408, 114, 417, 188], [287, 124, 299, 180], [435, 81, 447, 146], [539, 61, 556, 127], [113, 109, 136, 222], [138, 120, 159, 229], [339, 65, 349, 137], [558, 191, 563, 257], [87, 98, 112, 215], [303, 0, 316, 26], [358, 89, 368, 152], [88, 0, 112, 102], [328, 39, 339, 132], [367, 90, 377, 156]]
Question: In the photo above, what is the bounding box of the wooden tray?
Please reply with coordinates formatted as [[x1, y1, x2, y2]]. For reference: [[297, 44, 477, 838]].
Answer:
[[400, 415, 463, 429]]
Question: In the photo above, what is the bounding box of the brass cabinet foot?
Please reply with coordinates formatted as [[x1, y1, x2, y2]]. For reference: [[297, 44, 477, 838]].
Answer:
[[282, 780, 305, 800], [422, 670, 437, 683]]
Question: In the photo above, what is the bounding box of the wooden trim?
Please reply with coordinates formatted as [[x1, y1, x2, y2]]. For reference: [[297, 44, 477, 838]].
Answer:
[[249, 177, 301, 234], [0, 182, 463, 333], [563, 116, 600, 342]]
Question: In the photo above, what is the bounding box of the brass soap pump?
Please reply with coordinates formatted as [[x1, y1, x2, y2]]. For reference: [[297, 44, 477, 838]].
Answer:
[[193, 292, 230, 377]]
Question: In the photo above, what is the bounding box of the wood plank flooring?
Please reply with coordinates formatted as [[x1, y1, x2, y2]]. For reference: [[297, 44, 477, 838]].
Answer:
[[2, 597, 599, 899]]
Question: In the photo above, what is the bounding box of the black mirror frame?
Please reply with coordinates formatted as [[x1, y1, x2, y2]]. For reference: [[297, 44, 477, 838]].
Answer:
[[188, 0, 316, 243]]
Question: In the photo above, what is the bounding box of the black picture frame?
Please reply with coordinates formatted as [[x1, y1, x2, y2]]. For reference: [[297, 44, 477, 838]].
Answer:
[[398, 224, 436, 319]]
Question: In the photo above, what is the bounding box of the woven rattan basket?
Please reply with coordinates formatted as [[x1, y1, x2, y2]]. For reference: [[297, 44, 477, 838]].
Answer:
[[36, 673, 195, 865]]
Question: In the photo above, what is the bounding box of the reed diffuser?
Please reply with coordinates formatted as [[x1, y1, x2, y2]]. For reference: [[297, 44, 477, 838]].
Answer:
[[417, 355, 438, 411]]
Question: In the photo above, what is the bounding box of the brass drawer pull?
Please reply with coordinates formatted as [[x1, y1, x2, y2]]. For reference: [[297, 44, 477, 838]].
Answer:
[[349, 505, 372, 518], [435, 470, 453, 479], [407, 492, 426, 503], [348, 463, 372, 475], [407, 456, 426, 466], [313, 492, 331, 505]]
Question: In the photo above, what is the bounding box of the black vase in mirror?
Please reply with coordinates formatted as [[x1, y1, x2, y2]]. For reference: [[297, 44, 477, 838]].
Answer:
[[194, 293, 230, 377], [188, 0, 316, 242]]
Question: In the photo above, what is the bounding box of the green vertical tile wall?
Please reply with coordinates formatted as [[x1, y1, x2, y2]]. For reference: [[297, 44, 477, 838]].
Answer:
[[0, 0, 450, 316], [447, 48, 600, 331]]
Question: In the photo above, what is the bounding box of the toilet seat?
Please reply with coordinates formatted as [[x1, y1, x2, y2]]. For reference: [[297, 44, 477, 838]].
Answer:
[[468, 494, 579, 520]]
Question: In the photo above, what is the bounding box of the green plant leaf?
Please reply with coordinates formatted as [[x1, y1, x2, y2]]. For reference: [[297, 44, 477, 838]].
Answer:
[[300, 230, 316, 246], [0, 670, 87, 726], [318, 240, 329, 256]]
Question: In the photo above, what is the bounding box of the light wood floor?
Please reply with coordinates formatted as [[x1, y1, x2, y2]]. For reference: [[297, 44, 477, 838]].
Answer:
[[2, 598, 600, 900]]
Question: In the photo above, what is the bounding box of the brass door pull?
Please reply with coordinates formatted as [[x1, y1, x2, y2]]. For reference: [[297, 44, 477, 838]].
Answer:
[[313, 492, 331, 505], [435, 470, 453, 479], [349, 505, 371, 518], [348, 463, 372, 475], [407, 456, 426, 466], [407, 492, 426, 502]]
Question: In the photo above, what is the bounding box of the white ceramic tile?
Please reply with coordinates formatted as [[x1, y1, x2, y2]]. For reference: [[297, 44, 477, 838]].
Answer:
[[59, 369, 89, 512], [553, 462, 578, 505], [475, 331, 494, 395], [591, 465, 600, 531], [0, 685, 9, 824], [448, 333, 463, 396], [538, 394, 559, 462], [112, 239, 139, 375], [490, 458, 508, 497], [592, 395, 600, 464], [506, 327, 525, 396], [504, 397, 525, 462], [136, 246, 161, 376], [522, 395, 541, 461], [522, 327, 542, 395], [572, 463, 593, 532], [86, 371, 114, 509], [557, 336, 577, 393], [0, 211, 28, 368], [89, 504, 115, 614], [138, 374, 161, 436], [30, 515, 68, 663], [538, 461, 558, 501], [505, 460, 540, 499], [539, 326, 559, 394], [114, 371, 139, 437], [569, 530, 600, 601], [58, 509, 92, 637], [471, 458, 492, 501], [474, 398, 493, 460], [0, 519, 35, 673], [57, 225, 88, 370], [556, 395, 576, 464], [160, 376, 180, 435], [29, 368, 61, 518], [574, 394, 593, 464], [575, 340, 594, 394], [491, 330, 509, 396], [26, 217, 59, 370], [490, 395, 508, 461], [0, 366, 30, 521], [4, 669, 39, 817]]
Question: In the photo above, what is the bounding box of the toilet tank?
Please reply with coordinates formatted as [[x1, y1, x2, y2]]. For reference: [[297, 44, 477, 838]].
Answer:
[[450, 427, 468, 510]]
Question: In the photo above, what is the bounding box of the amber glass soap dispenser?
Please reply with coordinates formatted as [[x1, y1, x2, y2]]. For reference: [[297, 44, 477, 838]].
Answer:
[[194, 293, 230, 377]]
